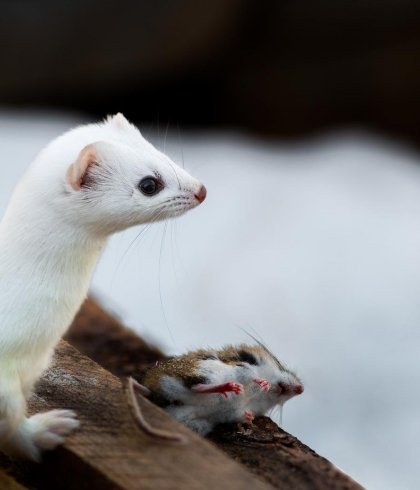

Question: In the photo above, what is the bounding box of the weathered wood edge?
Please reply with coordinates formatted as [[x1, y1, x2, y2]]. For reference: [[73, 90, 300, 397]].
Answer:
[[65, 299, 365, 490], [2, 340, 273, 490]]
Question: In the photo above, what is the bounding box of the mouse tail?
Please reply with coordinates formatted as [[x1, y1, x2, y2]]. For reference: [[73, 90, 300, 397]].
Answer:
[[130, 378, 152, 398], [125, 377, 187, 444]]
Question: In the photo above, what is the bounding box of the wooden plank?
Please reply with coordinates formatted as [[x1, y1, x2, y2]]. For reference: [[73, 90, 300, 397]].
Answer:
[[209, 419, 363, 490], [66, 299, 364, 490], [4, 340, 273, 490]]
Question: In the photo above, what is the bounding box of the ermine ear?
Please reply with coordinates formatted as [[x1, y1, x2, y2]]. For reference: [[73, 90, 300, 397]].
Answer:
[[107, 112, 130, 129], [66, 143, 98, 191]]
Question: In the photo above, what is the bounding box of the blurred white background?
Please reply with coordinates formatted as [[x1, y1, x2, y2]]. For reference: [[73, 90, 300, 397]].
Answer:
[[1, 111, 419, 490]]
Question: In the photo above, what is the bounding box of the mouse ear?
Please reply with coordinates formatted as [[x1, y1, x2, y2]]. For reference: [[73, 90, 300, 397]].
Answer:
[[66, 143, 99, 191]]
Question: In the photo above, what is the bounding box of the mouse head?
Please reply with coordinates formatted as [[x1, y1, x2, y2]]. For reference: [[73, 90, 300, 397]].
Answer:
[[64, 114, 206, 235], [232, 344, 304, 406]]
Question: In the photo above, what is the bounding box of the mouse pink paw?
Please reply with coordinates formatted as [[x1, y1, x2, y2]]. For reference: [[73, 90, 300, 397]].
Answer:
[[244, 410, 255, 425], [225, 382, 244, 396], [191, 381, 244, 398], [253, 378, 271, 392]]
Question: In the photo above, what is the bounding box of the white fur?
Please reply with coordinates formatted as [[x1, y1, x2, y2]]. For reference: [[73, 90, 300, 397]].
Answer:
[[0, 113, 205, 460]]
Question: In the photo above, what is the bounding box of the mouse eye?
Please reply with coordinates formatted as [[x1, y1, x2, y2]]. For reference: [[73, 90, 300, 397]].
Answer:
[[238, 350, 258, 365], [138, 177, 163, 196]]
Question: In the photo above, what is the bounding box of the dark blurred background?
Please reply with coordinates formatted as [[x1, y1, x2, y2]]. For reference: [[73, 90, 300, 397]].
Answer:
[[1, 0, 420, 142]]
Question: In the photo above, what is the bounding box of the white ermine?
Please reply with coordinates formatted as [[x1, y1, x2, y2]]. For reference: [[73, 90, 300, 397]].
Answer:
[[0, 113, 206, 460]]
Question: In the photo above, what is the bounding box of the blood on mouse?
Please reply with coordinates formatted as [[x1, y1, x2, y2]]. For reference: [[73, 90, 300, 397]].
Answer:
[[137, 343, 303, 436]]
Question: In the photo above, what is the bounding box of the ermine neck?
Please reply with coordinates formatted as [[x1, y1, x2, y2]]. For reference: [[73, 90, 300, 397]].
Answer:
[[0, 199, 107, 284]]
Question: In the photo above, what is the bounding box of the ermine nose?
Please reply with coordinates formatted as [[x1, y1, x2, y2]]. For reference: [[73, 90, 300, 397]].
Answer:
[[294, 385, 304, 395], [194, 185, 207, 203]]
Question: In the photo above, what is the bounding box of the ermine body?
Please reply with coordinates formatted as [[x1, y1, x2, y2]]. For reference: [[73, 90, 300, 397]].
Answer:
[[0, 113, 206, 460], [139, 343, 303, 435]]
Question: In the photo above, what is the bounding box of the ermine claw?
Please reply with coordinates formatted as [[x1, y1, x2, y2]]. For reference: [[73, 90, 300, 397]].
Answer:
[[253, 378, 271, 392]]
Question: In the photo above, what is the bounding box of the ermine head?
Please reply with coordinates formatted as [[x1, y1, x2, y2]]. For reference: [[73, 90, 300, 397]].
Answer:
[[234, 344, 304, 405], [52, 113, 206, 235]]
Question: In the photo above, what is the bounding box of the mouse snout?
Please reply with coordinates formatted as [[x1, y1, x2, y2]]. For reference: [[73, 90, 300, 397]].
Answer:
[[194, 184, 207, 203], [294, 384, 304, 395], [277, 382, 304, 396]]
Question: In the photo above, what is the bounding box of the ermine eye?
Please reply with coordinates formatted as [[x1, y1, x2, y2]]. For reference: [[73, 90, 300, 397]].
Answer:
[[139, 177, 162, 196]]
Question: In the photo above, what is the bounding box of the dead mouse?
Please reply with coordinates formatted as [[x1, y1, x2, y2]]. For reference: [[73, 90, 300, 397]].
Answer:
[[134, 343, 303, 436]]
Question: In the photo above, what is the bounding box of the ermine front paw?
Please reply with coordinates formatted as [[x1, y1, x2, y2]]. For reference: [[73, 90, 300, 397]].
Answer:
[[29, 410, 79, 451], [6, 410, 80, 461], [253, 378, 271, 392]]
